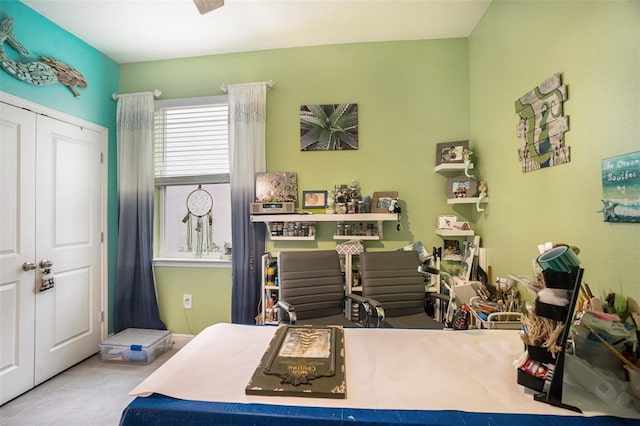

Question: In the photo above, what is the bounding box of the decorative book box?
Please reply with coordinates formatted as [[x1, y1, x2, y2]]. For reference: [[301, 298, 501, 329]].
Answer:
[[246, 325, 346, 399]]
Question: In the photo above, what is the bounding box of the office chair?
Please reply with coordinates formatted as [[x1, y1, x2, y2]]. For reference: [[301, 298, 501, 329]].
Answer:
[[359, 250, 443, 329], [276, 250, 370, 327]]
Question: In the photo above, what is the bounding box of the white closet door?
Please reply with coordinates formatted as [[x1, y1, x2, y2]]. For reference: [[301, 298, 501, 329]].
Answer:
[[33, 115, 103, 385], [0, 101, 105, 405], [0, 103, 37, 405]]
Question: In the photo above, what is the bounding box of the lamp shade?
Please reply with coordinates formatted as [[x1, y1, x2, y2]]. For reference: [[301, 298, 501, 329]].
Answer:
[[537, 245, 580, 272]]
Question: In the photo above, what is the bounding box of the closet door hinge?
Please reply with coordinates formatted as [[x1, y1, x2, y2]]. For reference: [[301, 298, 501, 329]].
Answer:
[[100, 152, 104, 163], [101, 232, 104, 243], [101, 311, 104, 322]]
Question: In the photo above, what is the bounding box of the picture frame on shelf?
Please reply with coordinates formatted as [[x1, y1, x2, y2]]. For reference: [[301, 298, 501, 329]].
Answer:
[[452, 221, 471, 231], [302, 190, 328, 209], [446, 176, 477, 199], [437, 215, 458, 229], [255, 172, 298, 202], [436, 140, 469, 165], [443, 239, 462, 261], [371, 191, 398, 213]]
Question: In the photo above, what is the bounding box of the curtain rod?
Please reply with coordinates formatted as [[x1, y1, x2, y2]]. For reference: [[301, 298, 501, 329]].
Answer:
[[220, 80, 275, 93], [111, 89, 162, 100]]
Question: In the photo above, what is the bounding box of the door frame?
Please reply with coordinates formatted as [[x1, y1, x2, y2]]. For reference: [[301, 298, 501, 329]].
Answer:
[[1, 91, 109, 341]]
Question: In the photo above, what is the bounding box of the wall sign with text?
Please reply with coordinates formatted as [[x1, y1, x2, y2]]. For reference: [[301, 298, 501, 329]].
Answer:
[[600, 151, 640, 223]]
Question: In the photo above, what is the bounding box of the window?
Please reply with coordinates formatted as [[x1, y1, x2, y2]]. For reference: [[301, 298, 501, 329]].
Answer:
[[153, 96, 232, 263]]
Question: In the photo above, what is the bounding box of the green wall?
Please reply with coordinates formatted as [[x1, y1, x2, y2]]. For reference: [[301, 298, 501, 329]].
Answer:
[[10, 0, 637, 335], [0, 0, 120, 331], [121, 39, 470, 333], [154, 266, 232, 333], [469, 1, 640, 302]]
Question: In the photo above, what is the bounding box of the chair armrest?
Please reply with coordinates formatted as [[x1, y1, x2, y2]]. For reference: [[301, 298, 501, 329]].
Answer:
[[276, 300, 297, 325], [346, 293, 371, 326], [346, 293, 368, 304], [365, 297, 385, 327], [426, 292, 450, 303]]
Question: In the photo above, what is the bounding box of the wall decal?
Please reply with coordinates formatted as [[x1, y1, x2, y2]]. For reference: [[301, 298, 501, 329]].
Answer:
[[0, 17, 86, 97], [599, 151, 640, 223], [300, 104, 358, 151], [515, 73, 569, 172]]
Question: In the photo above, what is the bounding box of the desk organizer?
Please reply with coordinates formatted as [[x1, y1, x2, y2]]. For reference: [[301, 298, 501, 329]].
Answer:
[[527, 344, 556, 364], [100, 328, 172, 364], [471, 308, 523, 330], [534, 299, 569, 321]]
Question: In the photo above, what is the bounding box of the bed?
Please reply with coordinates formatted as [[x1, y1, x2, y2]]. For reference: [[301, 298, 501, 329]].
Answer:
[[120, 323, 639, 425]]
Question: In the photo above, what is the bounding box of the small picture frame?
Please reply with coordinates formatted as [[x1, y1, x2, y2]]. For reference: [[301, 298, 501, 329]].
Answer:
[[437, 215, 458, 229], [443, 239, 462, 261], [452, 221, 471, 231], [446, 176, 477, 199], [371, 191, 398, 213], [302, 190, 328, 209], [436, 140, 469, 165]]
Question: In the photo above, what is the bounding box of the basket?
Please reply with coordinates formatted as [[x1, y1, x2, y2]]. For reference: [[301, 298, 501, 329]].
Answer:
[[469, 298, 523, 329], [335, 239, 364, 255]]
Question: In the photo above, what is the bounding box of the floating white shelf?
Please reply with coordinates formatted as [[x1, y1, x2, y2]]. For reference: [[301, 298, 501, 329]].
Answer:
[[435, 163, 473, 173], [251, 213, 398, 241], [333, 235, 381, 241], [436, 229, 475, 237], [250, 213, 397, 223], [269, 236, 315, 241], [447, 197, 489, 205]]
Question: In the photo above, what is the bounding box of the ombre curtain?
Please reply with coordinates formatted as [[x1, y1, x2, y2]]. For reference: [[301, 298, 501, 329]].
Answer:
[[114, 94, 166, 332], [228, 83, 267, 324]]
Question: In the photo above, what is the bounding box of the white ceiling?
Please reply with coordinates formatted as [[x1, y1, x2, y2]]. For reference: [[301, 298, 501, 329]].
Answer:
[[22, 0, 492, 64]]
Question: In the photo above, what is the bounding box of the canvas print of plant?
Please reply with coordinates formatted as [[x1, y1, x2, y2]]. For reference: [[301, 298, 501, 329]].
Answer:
[[300, 104, 358, 151]]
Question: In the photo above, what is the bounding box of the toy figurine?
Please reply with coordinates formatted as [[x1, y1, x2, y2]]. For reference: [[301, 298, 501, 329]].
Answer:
[[463, 148, 474, 177], [476, 181, 488, 212]]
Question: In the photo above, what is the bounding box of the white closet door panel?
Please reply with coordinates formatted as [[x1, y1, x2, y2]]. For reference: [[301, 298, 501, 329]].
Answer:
[[34, 115, 102, 385], [0, 103, 37, 405]]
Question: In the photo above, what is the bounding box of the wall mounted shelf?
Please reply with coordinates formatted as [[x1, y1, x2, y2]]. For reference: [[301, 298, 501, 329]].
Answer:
[[250, 213, 396, 223], [435, 163, 473, 173], [251, 213, 397, 241], [447, 197, 489, 205], [436, 229, 475, 237]]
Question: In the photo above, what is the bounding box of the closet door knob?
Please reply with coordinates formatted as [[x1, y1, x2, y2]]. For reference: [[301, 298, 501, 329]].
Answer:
[[22, 262, 37, 271], [39, 260, 53, 268]]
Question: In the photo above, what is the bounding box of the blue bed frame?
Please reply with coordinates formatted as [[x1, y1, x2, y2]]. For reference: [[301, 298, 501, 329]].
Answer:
[[120, 393, 637, 426]]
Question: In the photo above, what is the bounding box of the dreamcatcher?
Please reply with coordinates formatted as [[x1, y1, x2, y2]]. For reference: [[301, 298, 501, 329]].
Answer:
[[182, 185, 214, 256]]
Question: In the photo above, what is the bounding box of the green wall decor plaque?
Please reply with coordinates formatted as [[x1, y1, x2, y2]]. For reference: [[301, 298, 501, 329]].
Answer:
[[515, 73, 570, 173], [246, 325, 346, 399]]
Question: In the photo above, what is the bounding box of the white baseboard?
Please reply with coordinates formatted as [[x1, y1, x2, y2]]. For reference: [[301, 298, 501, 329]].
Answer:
[[171, 333, 194, 349]]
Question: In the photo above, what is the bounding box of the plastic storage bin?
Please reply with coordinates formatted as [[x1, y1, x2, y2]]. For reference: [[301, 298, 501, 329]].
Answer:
[[100, 328, 172, 364]]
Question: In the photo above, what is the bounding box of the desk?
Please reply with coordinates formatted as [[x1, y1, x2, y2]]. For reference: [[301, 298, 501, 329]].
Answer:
[[120, 323, 638, 425]]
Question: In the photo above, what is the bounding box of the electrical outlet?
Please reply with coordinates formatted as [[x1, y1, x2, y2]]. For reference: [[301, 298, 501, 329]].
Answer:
[[183, 293, 192, 309]]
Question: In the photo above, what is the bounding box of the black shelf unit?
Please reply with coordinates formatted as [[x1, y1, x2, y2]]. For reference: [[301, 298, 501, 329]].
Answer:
[[532, 267, 584, 412]]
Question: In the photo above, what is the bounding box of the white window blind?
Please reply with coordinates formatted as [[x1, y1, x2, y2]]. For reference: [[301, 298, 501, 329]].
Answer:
[[154, 96, 229, 186]]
